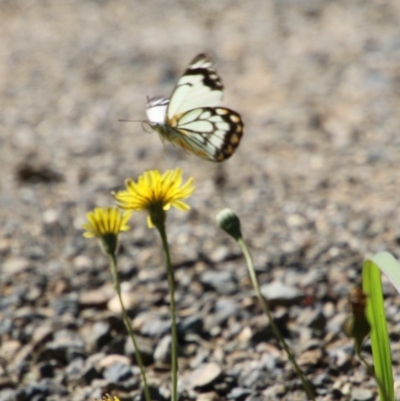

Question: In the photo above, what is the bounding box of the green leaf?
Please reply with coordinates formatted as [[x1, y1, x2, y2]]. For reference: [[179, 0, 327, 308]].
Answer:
[[371, 252, 400, 294], [363, 252, 395, 401]]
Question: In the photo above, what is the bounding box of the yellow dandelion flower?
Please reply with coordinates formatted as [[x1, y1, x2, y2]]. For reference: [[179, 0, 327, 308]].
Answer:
[[98, 395, 120, 401], [82, 207, 131, 255], [113, 168, 194, 228], [82, 207, 131, 238]]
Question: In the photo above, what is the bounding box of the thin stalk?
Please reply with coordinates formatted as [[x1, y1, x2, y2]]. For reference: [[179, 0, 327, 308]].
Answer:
[[357, 347, 390, 401], [156, 221, 178, 401], [237, 238, 316, 401], [109, 254, 151, 401]]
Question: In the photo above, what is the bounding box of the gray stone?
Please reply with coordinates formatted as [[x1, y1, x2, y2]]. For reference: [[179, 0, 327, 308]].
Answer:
[[103, 362, 134, 382], [350, 388, 375, 401], [154, 335, 172, 364], [3, 257, 32, 276], [298, 306, 327, 330], [205, 299, 239, 330], [141, 317, 171, 338], [200, 271, 238, 295], [227, 387, 252, 400], [0, 389, 17, 401], [180, 314, 204, 335], [85, 321, 112, 352], [125, 336, 155, 366], [260, 282, 304, 306], [190, 362, 223, 390]]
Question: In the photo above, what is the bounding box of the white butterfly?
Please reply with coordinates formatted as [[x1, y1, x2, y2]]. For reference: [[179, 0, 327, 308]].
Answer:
[[146, 53, 243, 162]]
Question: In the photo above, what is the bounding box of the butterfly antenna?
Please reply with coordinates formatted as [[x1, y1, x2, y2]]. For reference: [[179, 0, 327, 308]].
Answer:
[[118, 119, 147, 123]]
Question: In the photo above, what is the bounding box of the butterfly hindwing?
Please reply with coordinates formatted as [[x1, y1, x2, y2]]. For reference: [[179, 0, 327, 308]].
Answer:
[[146, 53, 243, 162], [172, 107, 243, 161]]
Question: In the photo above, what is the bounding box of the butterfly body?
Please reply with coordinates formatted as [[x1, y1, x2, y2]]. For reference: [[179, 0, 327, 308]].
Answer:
[[146, 54, 243, 162]]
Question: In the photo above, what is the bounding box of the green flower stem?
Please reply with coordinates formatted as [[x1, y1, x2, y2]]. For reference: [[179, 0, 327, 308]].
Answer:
[[357, 347, 390, 401], [109, 254, 151, 401], [237, 238, 316, 401], [156, 221, 178, 401]]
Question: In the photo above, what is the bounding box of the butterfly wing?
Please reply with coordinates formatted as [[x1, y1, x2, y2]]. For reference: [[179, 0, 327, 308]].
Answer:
[[146, 96, 169, 124], [171, 107, 243, 161], [167, 53, 224, 119]]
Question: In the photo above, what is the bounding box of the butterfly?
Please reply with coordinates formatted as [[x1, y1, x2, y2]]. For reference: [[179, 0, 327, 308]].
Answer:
[[146, 53, 243, 162]]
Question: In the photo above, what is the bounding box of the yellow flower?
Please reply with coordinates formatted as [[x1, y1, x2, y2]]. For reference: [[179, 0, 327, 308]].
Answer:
[[82, 207, 131, 255], [82, 207, 131, 238], [113, 168, 194, 228], [98, 395, 120, 401]]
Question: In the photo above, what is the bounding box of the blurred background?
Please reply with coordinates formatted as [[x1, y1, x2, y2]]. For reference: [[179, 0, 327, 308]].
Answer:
[[1, 1, 400, 248], [1, 0, 400, 398]]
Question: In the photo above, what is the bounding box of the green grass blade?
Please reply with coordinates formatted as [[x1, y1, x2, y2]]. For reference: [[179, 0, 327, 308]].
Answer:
[[371, 252, 400, 294], [363, 252, 395, 401]]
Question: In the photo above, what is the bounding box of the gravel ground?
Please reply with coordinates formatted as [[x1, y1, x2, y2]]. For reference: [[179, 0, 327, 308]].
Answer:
[[1, 1, 400, 400]]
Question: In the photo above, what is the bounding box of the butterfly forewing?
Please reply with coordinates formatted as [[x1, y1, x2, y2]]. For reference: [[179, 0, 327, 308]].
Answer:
[[167, 53, 224, 119]]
